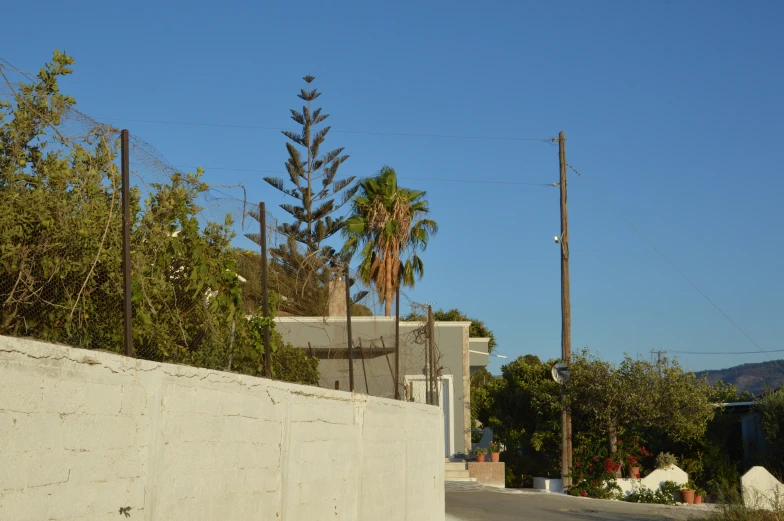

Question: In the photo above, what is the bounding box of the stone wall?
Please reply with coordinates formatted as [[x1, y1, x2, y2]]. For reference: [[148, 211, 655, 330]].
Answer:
[[466, 462, 505, 488], [0, 335, 445, 521]]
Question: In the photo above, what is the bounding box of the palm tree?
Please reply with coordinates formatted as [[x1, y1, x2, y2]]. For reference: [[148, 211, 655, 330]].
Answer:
[[341, 166, 438, 316]]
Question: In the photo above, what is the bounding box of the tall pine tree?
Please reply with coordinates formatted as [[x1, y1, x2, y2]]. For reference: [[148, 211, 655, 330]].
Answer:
[[247, 76, 357, 316], [265, 75, 356, 253]]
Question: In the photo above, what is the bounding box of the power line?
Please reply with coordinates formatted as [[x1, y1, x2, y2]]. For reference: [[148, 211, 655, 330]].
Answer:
[[99, 117, 553, 143], [567, 162, 784, 374], [171, 165, 557, 188], [668, 349, 784, 356]]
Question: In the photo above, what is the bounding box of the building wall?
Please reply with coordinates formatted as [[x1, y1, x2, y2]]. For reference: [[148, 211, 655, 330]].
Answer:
[[275, 317, 473, 455], [0, 335, 445, 521]]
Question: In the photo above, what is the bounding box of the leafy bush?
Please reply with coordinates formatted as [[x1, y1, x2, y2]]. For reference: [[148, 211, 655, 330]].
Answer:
[[757, 387, 784, 474], [626, 480, 679, 504], [656, 452, 679, 468], [707, 457, 742, 503], [568, 435, 622, 499], [500, 451, 534, 488]]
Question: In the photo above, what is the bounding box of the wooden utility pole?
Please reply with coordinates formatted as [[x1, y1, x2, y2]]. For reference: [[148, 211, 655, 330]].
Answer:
[[558, 130, 573, 488], [651, 349, 667, 377]]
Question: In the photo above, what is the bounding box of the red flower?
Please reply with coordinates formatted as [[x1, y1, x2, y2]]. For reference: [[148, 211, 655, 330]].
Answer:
[[593, 456, 599, 461], [627, 455, 638, 464], [617, 440, 624, 446], [574, 462, 581, 468], [580, 490, 588, 497]]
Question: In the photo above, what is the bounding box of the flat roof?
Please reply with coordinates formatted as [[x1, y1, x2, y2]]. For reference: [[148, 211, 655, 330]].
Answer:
[[275, 316, 473, 327]]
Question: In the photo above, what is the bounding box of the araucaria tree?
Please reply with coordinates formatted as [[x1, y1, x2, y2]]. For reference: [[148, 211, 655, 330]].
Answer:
[[263, 75, 356, 254], [342, 166, 438, 316]]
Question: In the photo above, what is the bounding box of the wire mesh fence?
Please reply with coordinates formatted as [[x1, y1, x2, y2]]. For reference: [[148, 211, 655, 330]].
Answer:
[[0, 62, 445, 400]]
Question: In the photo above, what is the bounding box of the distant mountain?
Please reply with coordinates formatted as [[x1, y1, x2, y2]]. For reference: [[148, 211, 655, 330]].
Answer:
[[697, 360, 784, 397]]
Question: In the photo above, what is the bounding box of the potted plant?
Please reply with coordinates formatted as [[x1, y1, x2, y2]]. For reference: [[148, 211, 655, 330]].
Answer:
[[618, 437, 651, 478], [680, 481, 696, 505], [626, 455, 641, 479], [489, 442, 500, 463], [694, 487, 706, 505], [655, 452, 678, 470], [474, 448, 487, 463]]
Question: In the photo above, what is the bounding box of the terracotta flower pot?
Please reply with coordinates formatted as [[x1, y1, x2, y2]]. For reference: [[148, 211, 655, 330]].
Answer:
[[694, 495, 703, 505], [476, 454, 486, 463], [681, 489, 695, 504], [490, 452, 500, 463], [630, 466, 641, 479]]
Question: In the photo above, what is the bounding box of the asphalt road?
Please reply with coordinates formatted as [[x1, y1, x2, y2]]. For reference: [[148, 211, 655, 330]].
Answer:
[[445, 482, 712, 521]]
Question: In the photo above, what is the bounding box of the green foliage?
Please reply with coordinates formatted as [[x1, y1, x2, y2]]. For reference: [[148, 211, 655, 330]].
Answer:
[[656, 452, 679, 469], [471, 368, 496, 443], [709, 380, 753, 403], [407, 308, 498, 353], [262, 75, 356, 253], [757, 387, 784, 473], [568, 433, 622, 499], [351, 302, 372, 316], [131, 170, 245, 365], [706, 456, 743, 503], [0, 51, 320, 386], [272, 342, 320, 385], [0, 51, 125, 346], [487, 355, 562, 479], [626, 481, 679, 504], [568, 350, 715, 446], [342, 166, 437, 316]]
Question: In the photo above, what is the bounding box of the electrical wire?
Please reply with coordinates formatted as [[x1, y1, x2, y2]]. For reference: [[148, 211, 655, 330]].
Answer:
[[99, 117, 553, 143], [567, 162, 784, 372], [668, 349, 784, 356], [174, 165, 557, 188]]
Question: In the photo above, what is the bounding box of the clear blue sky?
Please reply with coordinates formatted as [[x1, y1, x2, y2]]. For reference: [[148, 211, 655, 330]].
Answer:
[[3, 0, 783, 374]]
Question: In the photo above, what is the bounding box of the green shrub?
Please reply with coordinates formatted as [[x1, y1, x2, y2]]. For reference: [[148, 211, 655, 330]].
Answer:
[[656, 452, 678, 468], [568, 435, 622, 499], [627, 480, 679, 505]]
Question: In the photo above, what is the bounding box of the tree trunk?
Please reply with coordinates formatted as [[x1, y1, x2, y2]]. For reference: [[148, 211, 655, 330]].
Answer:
[[608, 420, 621, 478], [384, 252, 393, 316]]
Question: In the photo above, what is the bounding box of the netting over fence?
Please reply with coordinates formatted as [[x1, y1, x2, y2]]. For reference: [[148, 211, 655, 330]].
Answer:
[[0, 61, 443, 397]]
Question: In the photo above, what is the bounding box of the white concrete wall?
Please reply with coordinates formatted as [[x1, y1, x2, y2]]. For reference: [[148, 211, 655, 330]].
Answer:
[[275, 316, 474, 456], [742, 466, 784, 512], [0, 335, 445, 521], [616, 465, 688, 497]]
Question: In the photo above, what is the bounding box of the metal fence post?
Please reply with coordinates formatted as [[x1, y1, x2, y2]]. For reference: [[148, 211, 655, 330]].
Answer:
[[260, 202, 272, 378], [121, 130, 133, 357], [345, 264, 354, 392]]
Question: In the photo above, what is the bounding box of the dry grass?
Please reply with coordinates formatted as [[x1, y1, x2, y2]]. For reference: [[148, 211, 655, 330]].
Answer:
[[695, 503, 784, 521]]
